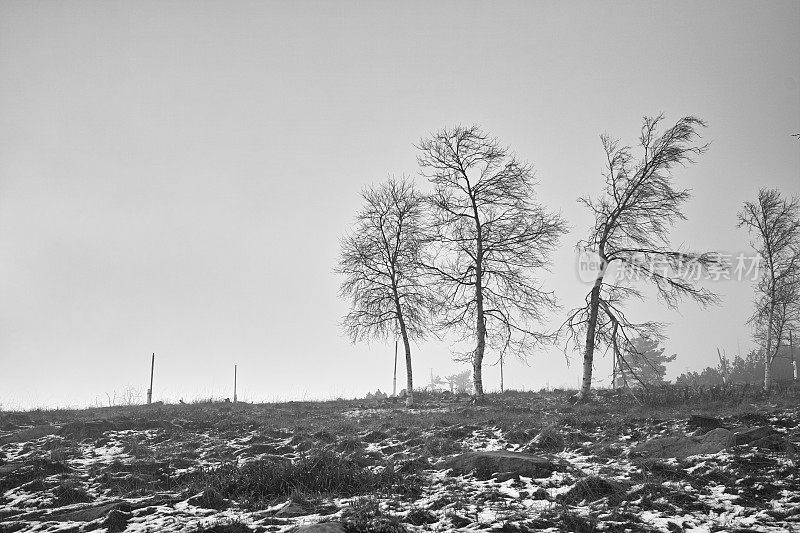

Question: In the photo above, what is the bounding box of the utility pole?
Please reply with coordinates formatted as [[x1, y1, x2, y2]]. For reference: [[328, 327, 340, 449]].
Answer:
[[147, 353, 155, 404], [233, 364, 238, 403], [392, 339, 398, 397]]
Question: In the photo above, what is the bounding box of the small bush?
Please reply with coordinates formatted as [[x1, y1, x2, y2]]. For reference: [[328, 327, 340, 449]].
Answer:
[[446, 512, 472, 529], [194, 518, 254, 533], [121, 437, 153, 458], [559, 476, 626, 505], [336, 436, 364, 452], [184, 449, 422, 506], [528, 426, 565, 452], [341, 498, 407, 533], [52, 478, 93, 505], [422, 436, 464, 456], [405, 507, 437, 525], [529, 504, 598, 533], [48, 446, 73, 463], [103, 509, 131, 533], [188, 487, 228, 509], [0, 458, 70, 493], [96, 460, 177, 497]]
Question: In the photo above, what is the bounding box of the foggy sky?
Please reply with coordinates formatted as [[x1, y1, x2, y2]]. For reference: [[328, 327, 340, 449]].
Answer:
[[1, 0, 798, 408]]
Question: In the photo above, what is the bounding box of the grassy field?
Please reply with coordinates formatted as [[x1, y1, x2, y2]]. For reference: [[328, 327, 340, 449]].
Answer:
[[1, 386, 798, 532]]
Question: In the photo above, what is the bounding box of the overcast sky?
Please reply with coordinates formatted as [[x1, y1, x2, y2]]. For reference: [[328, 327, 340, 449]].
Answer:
[[1, 1, 798, 409]]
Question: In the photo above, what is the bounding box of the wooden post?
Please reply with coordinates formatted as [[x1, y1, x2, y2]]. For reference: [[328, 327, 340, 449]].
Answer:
[[717, 347, 729, 384], [791, 330, 797, 382], [233, 364, 238, 403], [147, 353, 154, 404], [612, 352, 618, 389], [500, 353, 504, 393], [392, 339, 398, 397]]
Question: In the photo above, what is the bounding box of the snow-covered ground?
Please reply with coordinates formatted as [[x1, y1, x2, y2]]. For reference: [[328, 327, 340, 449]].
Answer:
[[1, 393, 798, 532]]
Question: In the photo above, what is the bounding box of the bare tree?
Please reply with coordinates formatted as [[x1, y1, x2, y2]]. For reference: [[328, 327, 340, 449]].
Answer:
[[418, 125, 567, 401], [564, 115, 720, 400], [337, 177, 434, 407], [738, 188, 800, 390]]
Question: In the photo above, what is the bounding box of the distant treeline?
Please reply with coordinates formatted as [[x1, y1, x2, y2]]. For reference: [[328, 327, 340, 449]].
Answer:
[[675, 348, 796, 386]]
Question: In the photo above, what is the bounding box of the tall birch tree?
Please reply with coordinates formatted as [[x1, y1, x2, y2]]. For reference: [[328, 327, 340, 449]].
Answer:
[[563, 115, 720, 400], [738, 188, 800, 390], [418, 125, 567, 401]]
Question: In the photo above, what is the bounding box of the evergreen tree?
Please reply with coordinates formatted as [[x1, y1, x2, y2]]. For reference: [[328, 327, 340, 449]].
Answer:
[[614, 335, 676, 387]]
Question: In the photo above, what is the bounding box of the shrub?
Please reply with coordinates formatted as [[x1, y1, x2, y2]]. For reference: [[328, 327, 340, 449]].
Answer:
[[184, 449, 423, 506], [558, 476, 626, 505], [121, 437, 153, 458], [0, 458, 70, 493], [341, 498, 407, 533], [188, 487, 228, 509], [527, 426, 565, 452], [52, 478, 93, 505], [405, 507, 437, 525], [194, 518, 254, 533]]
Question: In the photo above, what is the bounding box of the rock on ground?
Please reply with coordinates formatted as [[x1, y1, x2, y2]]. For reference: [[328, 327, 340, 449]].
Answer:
[[58, 419, 117, 439], [732, 426, 777, 445], [631, 428, 733, 459], [443, 450, 561, 480], [46, 501, 132, 522], [292, 523, 346, 533], [276, 502, 314, 518], [0, 425, 59, 444], [687, 415, 726, 432], [732, 426, 794, 452]]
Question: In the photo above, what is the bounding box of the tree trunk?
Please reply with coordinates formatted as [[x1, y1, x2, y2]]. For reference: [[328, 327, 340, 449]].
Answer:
[[401, 327, 414, 407], [473, 259, 486, 401], [393, 299, 414, 407], [474, 308, 486, 401], [580, 271, 604, 400], [764, 300, 775, 391], [392, 339, 398, 397], [390, 275, 415, 407], [764, 353, 773, 391], [469, 185, 486, 402]]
